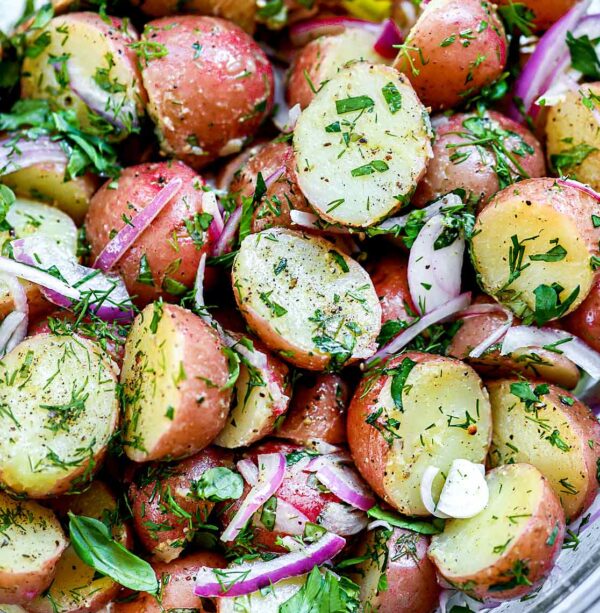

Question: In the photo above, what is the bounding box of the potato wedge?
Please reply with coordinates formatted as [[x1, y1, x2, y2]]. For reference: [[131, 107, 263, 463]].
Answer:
[[121, 303, 232, 462], [232, 228, 381, 370], [27, 481, 132, 613], [428, 463, 565, 601], [0, 334, 119, 497], [347, 352, 492, 515], [471, 178, 600, 321], [488, 380, 600, 520], [356, 527, 440, 613], [2, 164, 98, 224], [214, 339, 290, 449], [21, 13, 145, 140], [293, 62, 433, 228], [0, 491, 67, 605]]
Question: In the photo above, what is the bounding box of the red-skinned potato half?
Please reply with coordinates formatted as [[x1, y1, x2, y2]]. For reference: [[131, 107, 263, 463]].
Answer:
[[85, 161, 212, 306], [275, 373, 349, 446], [497, 0, 577, 31], [428, 464, 565, 601], [139, 16, 274, 169], [228, 140, 311, 233], [112, 551, 227, 612], [413, 110, 546, 208], [347, 351, 492, 515], [356, 527, 440, 613], [394, 0, 507, 110], [128, 447, 234, 562], [563, 268, 600, 353]]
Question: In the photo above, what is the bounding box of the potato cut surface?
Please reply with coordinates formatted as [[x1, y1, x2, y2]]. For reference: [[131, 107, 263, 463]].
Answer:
[[378, 359, 491, 514], [0, 334, 119, 497], [429, 464, 545, 577], [293, 62, 433, 227], [218, 575, 305, 613], [232, 228, 381, 369]]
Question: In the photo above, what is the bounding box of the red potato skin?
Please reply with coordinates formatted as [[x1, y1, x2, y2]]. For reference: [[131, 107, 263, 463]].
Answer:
[[85, 161, 210, 306], [128, 447, 234, 561], [430, 465, 565, 601], [413, 111, 546, 208], [358, 528, 440, 613], [368, 253, 416, 325], [229, 140, 311, 234], [287, 36, 325, 109], [112, 551, 227, 613], [497, 0, 577, 30], [448, 296, 580, 389], [140, 16, 274, 169], [394, 0, 507, 110], [563, 275, 600, 353], [275, 373, 349, 445], [0, 282, 54, 323]]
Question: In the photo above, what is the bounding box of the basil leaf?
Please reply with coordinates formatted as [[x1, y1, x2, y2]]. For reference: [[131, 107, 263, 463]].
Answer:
[[566, 31, 600, 79], [68, 513, 158, 593], [193, 467, 243, 502], [389, 357, 416, 412], [367, 505, 444, 534]]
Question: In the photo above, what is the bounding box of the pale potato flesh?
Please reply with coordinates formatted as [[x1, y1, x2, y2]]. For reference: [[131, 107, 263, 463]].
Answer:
[[121, 305, 187, 461], [233, 228, 381, 367], [0, 491, 66, 576], [378, 359, 491, 514], [0, 334, 118, 497], [429, 464, 543, 577], [472, 197, 593, 318], [294, 62, 433, 227], [489, 382, 590, 520], [218, 575, 305, 613]]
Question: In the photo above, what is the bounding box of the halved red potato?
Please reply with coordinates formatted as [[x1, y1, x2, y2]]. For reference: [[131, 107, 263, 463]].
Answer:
[[21, 12, 145, 140], [232, 228, 381, 370], [287, 28, 387, 110], [413, 111, 545, 208], [294, 62, 433, 228], [129, 447, 234, 561], [85, 161, 212, 306], [0, 492, 67, 605], [488, 380, 600, 520], [27, 481, 132, 613], [394, 0, 507, 110], [471, 178, 600, 322], [2, 164, 98, 224], [428, 463, 565, 601], [356, 527, 440, 613], [347, 351, 492, 515], [546, 84, 600, 191], [215, 338, 291, 449], [448, 297, 580, 389], [0, 334, 119, 498], [139, 16, 273, 169], [228, 140, 311, 234], [564, 275, 600, 353], [497, 0, 577, 30], [275, 373, 349, 446], [121, 303, 232, 462], [112, 551, 227, 613]]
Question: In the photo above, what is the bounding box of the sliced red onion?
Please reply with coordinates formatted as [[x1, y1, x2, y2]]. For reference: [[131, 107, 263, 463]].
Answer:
[[221, 453, 286, 543], [194, 253, 208, 321], [367, 519, 393, 531], [501, 326, 600, 379], [202, 190, 224, 242], [289, 210, 351, 234], [0, 136, 68, 175], [557, 178, 600, 202], [236, 458, 259, 485], [374, 19, 403, 59], [0, 312, 26, 356], [94, 178, 182, 272], [314, 459, 375, 511], [265, 165, 285, 188], [11, 236, 133, 321], [285, 104, 302, 133], [376, 193, 463, 233], [368, 292, 472, 364], [67, 61, 138, 132], [319, 503, 368, 535], [511, 0, 592, 120], [289, 16, 381, 47], [408, 214, 464, 315], [272, 64, 291, 132], [463, 305, 514, 359], [195, 531, 346, 597], [212, 206, 242, 257]]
